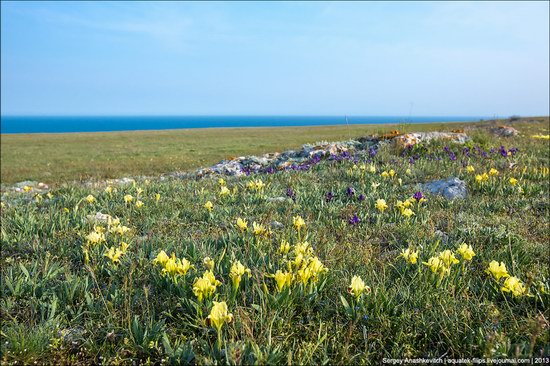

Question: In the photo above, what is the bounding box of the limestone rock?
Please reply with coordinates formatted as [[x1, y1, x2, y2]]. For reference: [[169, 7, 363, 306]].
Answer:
[[422, 177, 467, 200]]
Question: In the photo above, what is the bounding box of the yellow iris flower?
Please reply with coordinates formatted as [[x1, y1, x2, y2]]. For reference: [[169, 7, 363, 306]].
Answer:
[[501, 276, 527, 297], [293, 216, 306, 231], [375, 199, 388, 212], [203, 257, 215, 271], [348, 275, 370, 298], [252, 222, 266, 236], [104, 246, 124, 264], [274, 270, 293, 292], [207, 301, 233, 332], [486, 261, 509, 281], [236, 218, 248, 232], [229, 260, 251, 290], [400, 247, 419, 264], [456, 244, 475, 261], [438, 250, 459, 267], [278, 240, 291, 255]]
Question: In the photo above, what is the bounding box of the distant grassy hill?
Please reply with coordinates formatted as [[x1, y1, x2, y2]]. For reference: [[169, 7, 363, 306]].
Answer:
[[1, 117, 548, 185]]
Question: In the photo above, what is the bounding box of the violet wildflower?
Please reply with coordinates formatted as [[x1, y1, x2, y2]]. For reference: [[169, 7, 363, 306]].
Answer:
[[286, 187, 296, 201], [413, 191, 424, 202], [358, 194, 366, 202], [348, 214, 360, 225], [499, 146, 507, 157], [448, 152, 457, 161], [346, 187, 355, 196], [325, 191, 335, 203]]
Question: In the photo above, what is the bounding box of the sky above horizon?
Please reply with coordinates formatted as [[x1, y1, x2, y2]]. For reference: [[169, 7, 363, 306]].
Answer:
[[1, 1, 549, 117]]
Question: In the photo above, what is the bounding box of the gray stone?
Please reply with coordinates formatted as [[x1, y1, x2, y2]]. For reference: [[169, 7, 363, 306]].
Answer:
[[270, 220, 284, 229], [422, 177, 467, 200], [492, 126, 519, 137], [87, 211, 113, 224], [434, 230, 449, 244]]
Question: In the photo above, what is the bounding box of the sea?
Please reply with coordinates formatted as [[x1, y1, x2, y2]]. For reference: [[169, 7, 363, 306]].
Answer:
[[0, 115, 489, 134]]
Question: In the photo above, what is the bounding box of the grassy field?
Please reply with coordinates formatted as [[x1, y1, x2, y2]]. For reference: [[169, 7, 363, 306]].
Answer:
[[1, 119, 535, 185], [1, 119, 549, 364]]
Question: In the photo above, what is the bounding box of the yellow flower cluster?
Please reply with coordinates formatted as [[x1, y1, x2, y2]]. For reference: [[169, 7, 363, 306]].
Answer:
[[153, 250, 194, 280], [531, 134, 550, 140], [247, 179, 266, 192], [85, 226, 106, 245], [273, 270, 293, 292], [193, 270, 221, 302], [485, 260, 528, 297], [396, 198, 416, 218], [108, 218, 131, 236], [252, 221, 270, 238], [104, 242, 130, 265], [380, 169, 396, 179], [271, 240, 328, 292], [400, 247, 419, 265], [423, 248, 465, 276], [278, 240, 291, 255]]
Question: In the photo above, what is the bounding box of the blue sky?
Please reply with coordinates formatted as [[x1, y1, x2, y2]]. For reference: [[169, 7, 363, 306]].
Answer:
[[1, 1, 549, 116]]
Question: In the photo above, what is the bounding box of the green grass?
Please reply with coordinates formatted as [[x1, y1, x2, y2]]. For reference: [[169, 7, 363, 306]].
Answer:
[[2, 119, 539, 185], [1, 119, 549, 364]]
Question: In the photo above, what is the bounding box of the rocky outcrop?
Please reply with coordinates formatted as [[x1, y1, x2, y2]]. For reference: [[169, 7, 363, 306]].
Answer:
[[393, 132, 470, 148], [491, 126, 519, 137]]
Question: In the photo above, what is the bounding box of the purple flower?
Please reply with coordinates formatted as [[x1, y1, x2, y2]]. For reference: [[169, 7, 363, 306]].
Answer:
[[348, 214, 360, 225], [346, 187, 355, 196], [509, 147, 519, 155], [241, 167, 251, 176], [413, 191, 423, 202], [409, 157, 415, 164], [499, 145, 507, 157], [358, 193, 366, 202], [325, 191, 335, 202], [286, 187, 296, 201], [444, 146, 450, 152], [448, 152, 457, 161], [368, 147, 378, 157]]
